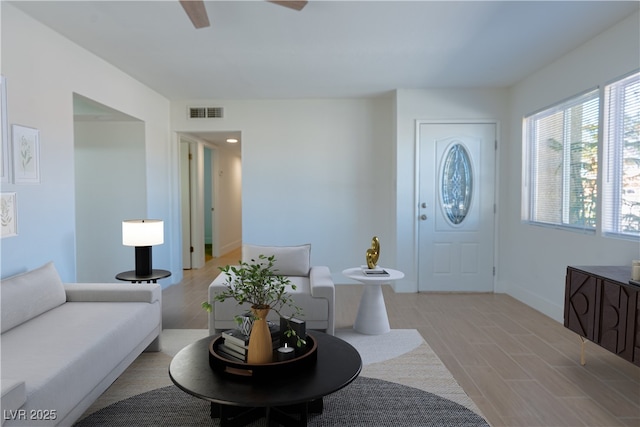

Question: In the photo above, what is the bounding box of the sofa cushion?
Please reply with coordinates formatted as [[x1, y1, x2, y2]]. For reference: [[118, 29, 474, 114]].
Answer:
[[64, 283, 161, 304], [242, 244, 311, 277], [1, 262, 66, 333], [0, 300, 160, 424]]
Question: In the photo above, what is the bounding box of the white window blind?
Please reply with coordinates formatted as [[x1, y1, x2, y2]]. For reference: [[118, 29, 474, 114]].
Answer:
[[524, 89, 599, 232], [602, 71, 640, 239]]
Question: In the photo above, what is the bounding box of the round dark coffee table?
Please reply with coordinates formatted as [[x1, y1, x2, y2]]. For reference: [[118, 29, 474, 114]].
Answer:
[[169, 331, 362, 427]]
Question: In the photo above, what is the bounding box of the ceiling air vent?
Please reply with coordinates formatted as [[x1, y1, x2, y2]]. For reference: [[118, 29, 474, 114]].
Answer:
[[188, 106, 224, 119]]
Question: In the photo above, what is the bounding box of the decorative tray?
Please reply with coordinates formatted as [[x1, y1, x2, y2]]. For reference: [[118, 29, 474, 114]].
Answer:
[[208, 334, 317, 379]]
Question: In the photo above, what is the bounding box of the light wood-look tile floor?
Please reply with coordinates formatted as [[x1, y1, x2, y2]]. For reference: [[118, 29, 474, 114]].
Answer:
[[162, 249, 640, 427]]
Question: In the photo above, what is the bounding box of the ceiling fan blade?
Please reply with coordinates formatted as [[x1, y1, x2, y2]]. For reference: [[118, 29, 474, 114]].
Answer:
[[179, 0, 210, 29], [269, 1, 308, 11]]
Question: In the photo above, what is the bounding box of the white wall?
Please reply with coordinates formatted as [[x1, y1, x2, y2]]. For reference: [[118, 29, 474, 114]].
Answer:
[[172, 98, 395, 281], [173, 93, 509, 289], [0, 4, 181, 285], [500, 12, 640, 322], [216, 147, 242, 255], [393, 88, 510, 292]]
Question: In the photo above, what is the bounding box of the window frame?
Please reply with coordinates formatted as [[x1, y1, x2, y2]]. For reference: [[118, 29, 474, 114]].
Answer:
[[522, 87, 600, 234], [522, 70, 640, 241], [602, 70, 640, 240]]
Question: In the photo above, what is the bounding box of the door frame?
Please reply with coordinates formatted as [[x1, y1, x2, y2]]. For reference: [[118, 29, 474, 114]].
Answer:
[[414, 119, 501, 292], [179, 135, 222, 269], [180, 139, 194, 269], [204, 144, 221, 259]]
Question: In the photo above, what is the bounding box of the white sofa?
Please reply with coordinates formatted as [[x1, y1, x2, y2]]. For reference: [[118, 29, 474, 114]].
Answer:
[[0, 262, 161, 426], [208, 244, 335, 336]]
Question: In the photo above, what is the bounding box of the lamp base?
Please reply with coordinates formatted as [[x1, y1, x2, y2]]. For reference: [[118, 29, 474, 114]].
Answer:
[[134, 246, 153, 276]]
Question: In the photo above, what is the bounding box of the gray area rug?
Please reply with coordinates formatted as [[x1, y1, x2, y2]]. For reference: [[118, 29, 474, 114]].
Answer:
[[75, 376, 489, 427]]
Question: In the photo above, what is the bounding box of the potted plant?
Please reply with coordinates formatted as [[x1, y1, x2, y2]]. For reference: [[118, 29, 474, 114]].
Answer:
[[202, 254, 305, 364]]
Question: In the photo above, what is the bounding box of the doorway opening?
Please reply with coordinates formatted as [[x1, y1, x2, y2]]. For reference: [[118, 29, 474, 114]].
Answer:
[[179, 131, 242, 269], [73, 94, 145, 282]]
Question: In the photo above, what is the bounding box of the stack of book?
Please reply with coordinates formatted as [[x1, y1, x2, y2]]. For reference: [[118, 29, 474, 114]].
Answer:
[[218, 322, 280, 362], [218, 329, 250, 362], [361, 265, 390, 277]]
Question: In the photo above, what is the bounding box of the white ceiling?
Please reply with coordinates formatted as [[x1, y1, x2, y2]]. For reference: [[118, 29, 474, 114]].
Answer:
[[10, 0, 639, 101], [9, 1, 638, 154]]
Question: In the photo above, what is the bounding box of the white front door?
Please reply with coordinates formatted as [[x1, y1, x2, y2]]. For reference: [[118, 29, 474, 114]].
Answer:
[[418, 123, 496, 292]]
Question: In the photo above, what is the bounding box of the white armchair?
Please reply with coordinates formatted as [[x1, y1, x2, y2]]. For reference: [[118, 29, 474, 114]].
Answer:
[[208, 244, 335, 336]]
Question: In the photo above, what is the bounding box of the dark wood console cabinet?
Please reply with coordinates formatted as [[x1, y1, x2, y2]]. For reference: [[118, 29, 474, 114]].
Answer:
[[564, 266, 640, 366]]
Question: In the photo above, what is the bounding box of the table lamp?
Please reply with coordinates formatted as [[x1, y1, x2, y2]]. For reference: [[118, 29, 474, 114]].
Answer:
[[122, 219, 164, 276]]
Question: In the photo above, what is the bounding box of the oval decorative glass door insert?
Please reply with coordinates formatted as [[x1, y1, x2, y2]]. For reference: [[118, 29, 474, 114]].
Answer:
[[440, 143, 473, 225]]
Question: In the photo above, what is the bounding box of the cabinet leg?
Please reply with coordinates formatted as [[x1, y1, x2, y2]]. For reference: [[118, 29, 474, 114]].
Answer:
[[579, 336, 586, 366]]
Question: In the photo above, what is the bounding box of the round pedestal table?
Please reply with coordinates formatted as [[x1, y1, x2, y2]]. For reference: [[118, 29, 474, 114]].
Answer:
[[341, 267, 404, 335]]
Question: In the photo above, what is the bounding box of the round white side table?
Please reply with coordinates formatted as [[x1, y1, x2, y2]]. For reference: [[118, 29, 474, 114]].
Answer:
[[342, 267, 404, 335]]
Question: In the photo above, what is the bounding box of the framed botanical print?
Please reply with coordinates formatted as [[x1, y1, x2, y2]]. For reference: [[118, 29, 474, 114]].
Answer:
[[1, 76, 8, 183], [1, 192, 17, 238], [12, 124, 40, 184]]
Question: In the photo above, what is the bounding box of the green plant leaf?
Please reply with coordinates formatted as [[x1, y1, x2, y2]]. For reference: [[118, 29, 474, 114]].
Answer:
[[204, 255, 304, 336]]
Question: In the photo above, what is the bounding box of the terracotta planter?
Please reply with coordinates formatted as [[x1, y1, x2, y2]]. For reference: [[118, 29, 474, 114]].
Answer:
[[247, 307, 273, 364]]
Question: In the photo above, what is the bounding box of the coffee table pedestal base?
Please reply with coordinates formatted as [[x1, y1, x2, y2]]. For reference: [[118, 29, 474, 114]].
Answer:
[[211, 398, 323, 427]]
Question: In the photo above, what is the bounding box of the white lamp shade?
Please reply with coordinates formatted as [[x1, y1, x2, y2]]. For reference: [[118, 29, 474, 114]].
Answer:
[[122, 219, 164, 246]]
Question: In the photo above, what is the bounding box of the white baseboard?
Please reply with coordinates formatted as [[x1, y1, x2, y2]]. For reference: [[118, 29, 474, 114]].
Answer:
[[506, 284, 564, 323]]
